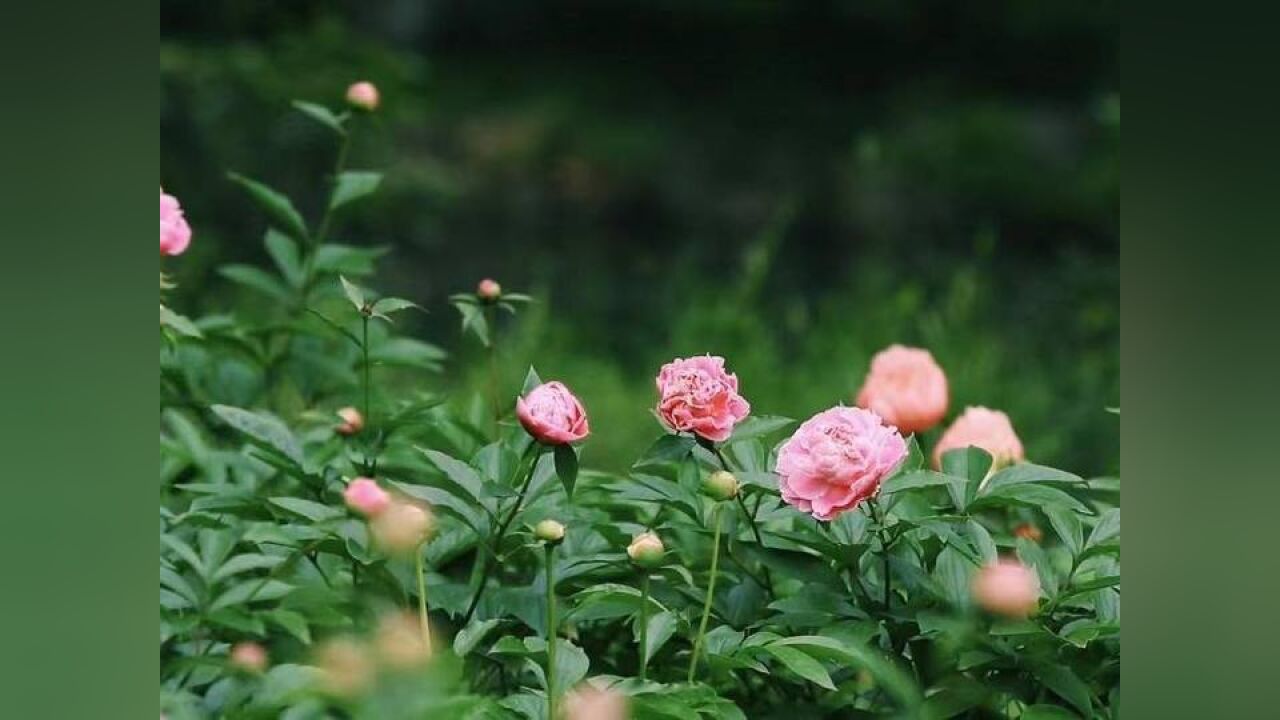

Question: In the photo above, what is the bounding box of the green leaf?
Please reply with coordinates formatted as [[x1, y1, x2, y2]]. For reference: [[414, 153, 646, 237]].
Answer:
[[268, 497, 344, 524], [269, 609, 312, 644], [635, 434, 696, 468], [933, 544, 976, 609], [940, 446, 992, 511], [521, 366, 544, 394], [1045, 506, 1084, 556], [264, 230, 304, 288], [765, 645, 836, 690], [881, 470, 955, 494], [330, 171, 383, 210], [454, 301, 490, 347], [1030, 663, 1094, 717], [218, 264, 291, 301], [420, 449, 485, 502], [371, 297, 421, 316], [554, 444, 579, 497], [454, 619, 502, 656], [211, 554, 285, 583], [210, 405, 304, 467], [1023, 705, 1081, 720], [313, 243, 386, 275], [209, 579, 293, 612], [339, 275, 366, 311], [643, 610, 678, 665], [973, 483, 1090, 515], [227, 172, 308, 241], [966, 519, 998, 563], [983, 463, 1085, 492], [1086, 508, 1120, 548], [159, 305, 202, 338], [727, 415, 795, 443], [290, 100, 346, 135]]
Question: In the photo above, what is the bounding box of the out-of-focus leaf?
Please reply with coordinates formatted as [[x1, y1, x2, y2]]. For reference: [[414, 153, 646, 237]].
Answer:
[[554, 444, 579, 497], [1030, 662, 1094, 717], [219, 265, 291, 301], [210, 405, 303, 467], [290, 100, 346, 134], [227, 172, 308, 241], [339, 275, 365, 310], [330, 171, 383, 210]]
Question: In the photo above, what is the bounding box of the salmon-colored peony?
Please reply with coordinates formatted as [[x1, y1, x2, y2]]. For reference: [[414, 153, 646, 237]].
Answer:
[[855, 345, 948, 434], [160, 189, 191, 256], [516, 381, 590, 445], [346, 81, 380, 111], [344, 478, 390, 517], [228, 642, 268, 673], [477, 278, 502, 300], [933, 406, 1025, 470], [776, 406, 907, 521], [971, 558, 1040, 617], [654, 355, 750, 443]]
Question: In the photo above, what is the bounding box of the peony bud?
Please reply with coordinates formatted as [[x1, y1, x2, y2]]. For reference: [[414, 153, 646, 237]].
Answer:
[[534, 519, 566, 544], [345, 81, 380, 111], [370, 500, 435, 554], [314, 637, 374, 698], [477, 278, 502, 301], [228, 642, 268, 674], [344, 478, 391, 518], [703, 470, 739, 501], [971, 558, 1041, 618], [564, 685, 628, 720], [375, 611, 432, 670], [1013, 522, 1043, 543], [335, 406, 364, 435], [627, 531, 665, 568]]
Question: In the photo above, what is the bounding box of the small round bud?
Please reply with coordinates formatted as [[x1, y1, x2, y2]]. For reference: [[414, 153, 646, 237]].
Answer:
[[534, 519, 566, 544], [477, 278, 502, 301], [228, 642, 268, 674], [626, 531, 665, 568], [375, 611, 432, 670], [971, 558, 1041, 618], [335, 406, 364, 435], [370, 500, 435, 554], [564, 685, 628, 720], [314, 637, 374, 698], [345, 81, 380, 111], [703, 470, 739, 501], [1013, 522, 1043, 543], [344, 477, 391, 518]]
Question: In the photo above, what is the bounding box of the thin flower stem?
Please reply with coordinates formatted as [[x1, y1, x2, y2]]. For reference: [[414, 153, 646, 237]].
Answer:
[[709, 443, 774, 595], [545, 543, 558, 720], [688, 502, 723, 683], [485, 302, 500, 437], [868, 499, 891, 610], [415, 547, 433, 651], [639, 571, 650, 680], [461, 445, 541, 624]]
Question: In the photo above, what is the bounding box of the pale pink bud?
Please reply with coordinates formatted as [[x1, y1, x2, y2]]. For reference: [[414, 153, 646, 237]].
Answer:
[[335, 406, 364, 435], [344, 478, 391, 518], [703, 470, 739, 501], [228, 642, 268, 674], [370, 500, 435, 554], [314, 637, 374, 698], [477, 278, 502, 301], [516, 381, 590, 445], [971, 559, 1041, 617], [345, 81, 380, 111], [627, 531, 665, 568], [375, 611, 432, 670]]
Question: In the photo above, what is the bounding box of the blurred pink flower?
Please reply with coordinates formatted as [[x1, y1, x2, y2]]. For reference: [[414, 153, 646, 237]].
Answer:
[[654, 355, 750, 442], [564, 685, 629, 720], [933, 406, 1024, 470], [516, 381, 590, 444], [346, 81, 380, 111], [229, 642, 268, 673], [776, 406, 907, 521], [335, 406, 364, 436], [855, 345, 948, 434], [160, 189, 191, 256], [477, 278, 502, 300], [344, 478, 391, 517], [971, 558, 1040, 617]]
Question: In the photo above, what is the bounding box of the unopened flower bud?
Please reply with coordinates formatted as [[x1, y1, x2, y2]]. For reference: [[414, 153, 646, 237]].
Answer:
[[564, 685, 628, 720], [345, 81, 380, 111], [703, 470, 739, 501], [335, 406, 364, 435], [370, 500, 435, 554], [477, 278, 502, 301], [627, 531, 665, 568], [375, 611, 432, 670], [534, 519, 565, 544], [314, 637, 374, 698], [971, 558, 1041, 618], [344, 477, 391, 518], [1013, 522, 1043, 543], [228, 642, 268, 674]]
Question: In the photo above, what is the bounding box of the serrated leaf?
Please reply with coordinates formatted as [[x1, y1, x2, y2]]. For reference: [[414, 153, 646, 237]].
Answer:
[[291, 100, 346, 134], [330, 171, 383, 210], [227, 172, 308, 241]]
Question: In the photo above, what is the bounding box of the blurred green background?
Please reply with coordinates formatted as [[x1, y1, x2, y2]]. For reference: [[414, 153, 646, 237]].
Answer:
[[160, 1, 1117, 476]]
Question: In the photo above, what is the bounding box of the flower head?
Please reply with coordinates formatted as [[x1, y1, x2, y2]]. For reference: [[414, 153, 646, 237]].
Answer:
[[564, 685, 629, 720], [344, 478, 391, 518], [477, 278, 502, 301], [374, 611, 432, 670], [516, 381, 590, 445], [855, 345, 948, 434], [534, 519, 566, 544], [335, 406, 364, 436], [370, 500, 434, 554], [314, 637, 374, 698], [228, 642, 268, 674], [160, 189, 191, 256], [776, 406, 907, 521], [703, 470, 739, 501], [971, 558, 1040, 617], [626, 531, 664, 568], [655, 355, 750, 443], [933, 406, 1024, 471], [346, 81, 380, 111]]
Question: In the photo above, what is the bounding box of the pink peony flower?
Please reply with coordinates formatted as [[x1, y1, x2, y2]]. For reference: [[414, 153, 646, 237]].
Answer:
[[516, 381, 590, 445], [344, 478, 391, 517], [933, 406, 1025, 470], [229, 642, 268, 673], [335, 406, 364, 436], [855, 345, 948, 434], [971, 558, 1040, 617], [346, 81, 380, 111], [160, 189, 191, 256], [654, 355, 750, 443], [477, 278, 502, 300], [564, 685, 628, 720], [775, 406, 907, 521]]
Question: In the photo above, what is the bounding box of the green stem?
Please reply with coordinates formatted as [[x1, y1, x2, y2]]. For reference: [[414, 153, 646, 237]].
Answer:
[[710, 443, 774, 595], [461, 446, 541, 624], [485, 302, 500, 438], [300, 130, 351, 295], [361, 314, 373, 475], [688, 502, 724, 683], [545, 543, 558, 720], [868, 499, 891, 610], [415, 547, 432, 651], [639, 571, 650, 680]]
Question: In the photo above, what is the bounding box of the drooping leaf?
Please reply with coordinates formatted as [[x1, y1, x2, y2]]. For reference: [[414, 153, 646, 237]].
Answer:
[[264, 229, 304, 288], [290, 100, 346, 135], [554, 444, 579, 497], [764, 644, 836, 690], [227, 172, 308, 241]]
